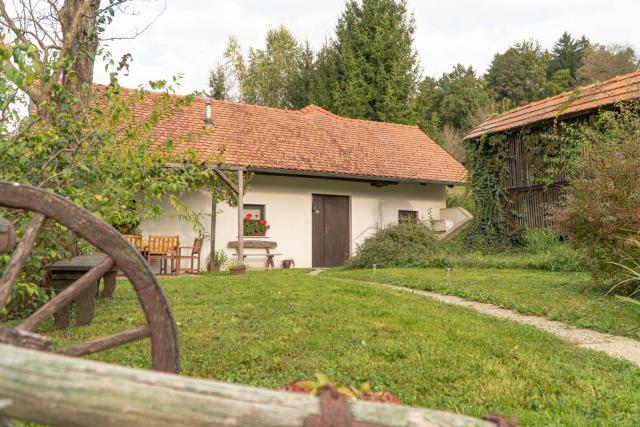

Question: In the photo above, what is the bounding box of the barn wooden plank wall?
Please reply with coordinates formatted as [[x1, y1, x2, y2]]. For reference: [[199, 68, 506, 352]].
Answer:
[[504, 129, 565, 230], [507, 184, 564, 229]]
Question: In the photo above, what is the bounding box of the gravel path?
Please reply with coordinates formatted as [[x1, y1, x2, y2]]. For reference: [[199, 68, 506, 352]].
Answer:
[[383, 283, 640, 367]]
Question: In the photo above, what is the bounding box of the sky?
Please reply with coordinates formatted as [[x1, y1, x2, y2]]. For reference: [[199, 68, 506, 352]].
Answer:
[[95, 0, 640, 95]]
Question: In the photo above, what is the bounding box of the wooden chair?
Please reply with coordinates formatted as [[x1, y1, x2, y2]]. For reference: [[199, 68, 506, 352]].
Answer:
[[122, 234, 142, 250], [146, 235, 180, 275], [177, 238, 204, 274]]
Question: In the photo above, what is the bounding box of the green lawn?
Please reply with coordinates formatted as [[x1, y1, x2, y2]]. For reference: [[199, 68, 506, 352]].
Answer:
[[47, 270, 640, 426], [324, 267, 640, 339]]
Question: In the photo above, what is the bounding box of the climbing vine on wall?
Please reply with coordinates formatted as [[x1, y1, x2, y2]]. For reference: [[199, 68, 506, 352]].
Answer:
[[463, 119, 585, 250], [525, 120, 584, 187], [462, 133, 512, 250]]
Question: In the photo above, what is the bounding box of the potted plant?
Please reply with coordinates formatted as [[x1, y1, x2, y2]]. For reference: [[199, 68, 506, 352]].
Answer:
[[209, 249, 227, 272], [227, 261, 247, 275], [282, 258, 295, 269], [243, 214, 270, 237]]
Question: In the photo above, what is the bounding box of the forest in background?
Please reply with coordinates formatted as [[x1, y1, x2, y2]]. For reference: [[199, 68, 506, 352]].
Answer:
[[207, 0, 639, 162]]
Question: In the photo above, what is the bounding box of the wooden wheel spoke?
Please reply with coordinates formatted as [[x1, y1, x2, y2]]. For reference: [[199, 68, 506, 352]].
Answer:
[[0, 324, 51, 351], [56, 325, 150, 357], [18, 256, 115, 332], [0, 213, 46, 309]]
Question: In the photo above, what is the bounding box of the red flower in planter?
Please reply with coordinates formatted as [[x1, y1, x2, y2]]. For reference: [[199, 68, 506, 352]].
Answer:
[[243, 217, 269, 235]]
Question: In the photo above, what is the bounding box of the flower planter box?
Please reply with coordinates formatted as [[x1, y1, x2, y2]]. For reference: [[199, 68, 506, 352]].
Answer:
[[244, 232, 266, 237]]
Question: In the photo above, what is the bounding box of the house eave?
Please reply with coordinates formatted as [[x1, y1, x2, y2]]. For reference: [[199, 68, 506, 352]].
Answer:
[[165, 162, 464, 186], [245, 167, 465, 186]]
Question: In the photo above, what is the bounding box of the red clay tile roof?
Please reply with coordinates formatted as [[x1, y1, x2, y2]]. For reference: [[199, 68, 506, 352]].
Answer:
[[122, 89, 467, 184], [464, 71, 640, 140]]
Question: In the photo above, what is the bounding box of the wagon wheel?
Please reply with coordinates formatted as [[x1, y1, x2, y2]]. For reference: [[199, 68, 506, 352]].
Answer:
[[0, 182, 179, 373]]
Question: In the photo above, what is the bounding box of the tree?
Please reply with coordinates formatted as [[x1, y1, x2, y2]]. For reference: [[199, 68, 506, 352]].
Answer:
[[433, 64, 490, 131], [0, 0, 103, 114], [208, 62, 231, 100], [576, 44, 639, 85], [222, 26, 313, 109], [413, 65, 491, 163], [307, 40, 339, 110], [413, 76, 440, 136], [547, 32, 590, 81], [0, 1, 227, 297], [485, 40, 550, 107], [330, 0, 418, 123], [546, 68, 573, 96], [288, 41, 315, 110]]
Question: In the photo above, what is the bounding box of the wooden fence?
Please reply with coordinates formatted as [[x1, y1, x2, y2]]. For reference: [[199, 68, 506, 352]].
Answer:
[[0, 344, 493, 427]]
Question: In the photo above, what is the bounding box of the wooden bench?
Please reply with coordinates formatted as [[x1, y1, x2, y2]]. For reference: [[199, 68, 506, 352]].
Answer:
[[227, 240, 281, 268], [47, 253, 118, 329]]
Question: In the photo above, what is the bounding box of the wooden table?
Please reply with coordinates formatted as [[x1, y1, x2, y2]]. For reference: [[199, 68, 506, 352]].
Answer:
[[48, 253, 118, 329]]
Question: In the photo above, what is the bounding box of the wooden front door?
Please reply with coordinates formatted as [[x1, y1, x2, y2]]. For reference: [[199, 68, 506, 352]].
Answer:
[[312, 194, 350, 268]]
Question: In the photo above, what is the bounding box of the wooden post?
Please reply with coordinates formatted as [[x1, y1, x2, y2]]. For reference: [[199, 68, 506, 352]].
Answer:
[[209, 189, 217, 271], [237, 170, 244, 263], [0, 343, 492, 427]]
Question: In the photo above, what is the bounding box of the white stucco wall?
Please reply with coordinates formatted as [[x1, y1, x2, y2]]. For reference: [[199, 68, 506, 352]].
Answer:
[[140, 174, 446, 270]]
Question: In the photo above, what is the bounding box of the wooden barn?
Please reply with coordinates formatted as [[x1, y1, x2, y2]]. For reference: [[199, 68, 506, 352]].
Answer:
[[464, 71, 640, 230]]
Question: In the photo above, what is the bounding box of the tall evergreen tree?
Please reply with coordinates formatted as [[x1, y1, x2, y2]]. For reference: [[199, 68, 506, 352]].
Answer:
[[331, 0, 419, 123], [288, 41, 314, 109], [307, 41, 339, 110], [413, 76, 440, 136], [208, 62, 231, 100], [547, 32, 590, 80]]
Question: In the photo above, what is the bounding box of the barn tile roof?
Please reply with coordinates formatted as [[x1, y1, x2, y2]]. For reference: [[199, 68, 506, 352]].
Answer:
[[118, 88, 467, 184], [464, 71, 640, 140]]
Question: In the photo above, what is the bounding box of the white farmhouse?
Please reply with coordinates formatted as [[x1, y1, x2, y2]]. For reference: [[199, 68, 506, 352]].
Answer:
[[135, 93, 468, 269]]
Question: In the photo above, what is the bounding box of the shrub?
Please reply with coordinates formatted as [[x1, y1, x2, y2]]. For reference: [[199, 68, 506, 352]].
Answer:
[[349, 222, 441, 269], [0, 281, 47, 320], [560, 102, 640, 292]]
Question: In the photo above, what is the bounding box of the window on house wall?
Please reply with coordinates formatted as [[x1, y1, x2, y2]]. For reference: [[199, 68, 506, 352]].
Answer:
[[398, 210, 418, 223], [243, 204, 267, 236], [243, 204, 265, 220]]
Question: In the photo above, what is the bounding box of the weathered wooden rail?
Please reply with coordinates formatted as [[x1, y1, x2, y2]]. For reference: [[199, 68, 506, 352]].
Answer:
[[0, 344, 492, 427]]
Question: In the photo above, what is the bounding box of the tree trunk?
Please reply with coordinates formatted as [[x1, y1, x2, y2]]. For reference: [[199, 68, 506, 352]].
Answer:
[[58, 0, 100, 109]]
